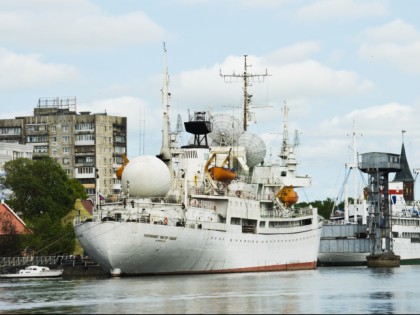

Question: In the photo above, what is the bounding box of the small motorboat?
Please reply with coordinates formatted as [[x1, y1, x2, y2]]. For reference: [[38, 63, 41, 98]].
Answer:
[[0, 265, 63, 278]]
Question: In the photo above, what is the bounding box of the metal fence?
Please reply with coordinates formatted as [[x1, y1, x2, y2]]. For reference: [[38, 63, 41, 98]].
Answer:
[[0, 256, 60, 269]]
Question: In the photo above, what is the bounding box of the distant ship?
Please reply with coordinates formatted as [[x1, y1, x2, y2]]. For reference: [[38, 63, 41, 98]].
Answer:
[[388, 155, 420, 265], [318, 127, 420, 266], [318, 123, 370, 266], [74, 47, 323, 276]]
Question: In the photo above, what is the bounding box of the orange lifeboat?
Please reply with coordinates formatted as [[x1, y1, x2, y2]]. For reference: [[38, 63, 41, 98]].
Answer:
[[276, 186, 298, 206], [116, 154, 129, 180], [204, 148, 237, 183], [209, 166, 237, 182]]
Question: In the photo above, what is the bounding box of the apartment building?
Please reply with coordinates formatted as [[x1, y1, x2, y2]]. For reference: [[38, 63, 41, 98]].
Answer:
[[0, 142, 34, 171], [0, 97, 127, 200]]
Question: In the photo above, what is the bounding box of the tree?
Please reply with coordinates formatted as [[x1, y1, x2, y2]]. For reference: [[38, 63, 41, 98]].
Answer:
[[296, 197, 336, 220], [3, 157, 87, 255]]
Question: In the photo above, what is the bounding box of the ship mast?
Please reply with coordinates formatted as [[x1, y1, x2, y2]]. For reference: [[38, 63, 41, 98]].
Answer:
[[344, 120, 360, 224], [220, 55, 270, 131], [159, 42, 172, 164], [279, 102, 290, 160]]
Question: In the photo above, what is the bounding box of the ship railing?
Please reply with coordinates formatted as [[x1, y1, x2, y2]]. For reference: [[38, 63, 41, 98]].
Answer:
[[0, 256, 60, 269], [189, 186, 223, 196], [255, 194, 275, 201], [189, 198, 216, 211], [294, 206, 316, 216], [201, 221, 227, 232], [190, 186, 260, 200], [260, 206, 314, 218]]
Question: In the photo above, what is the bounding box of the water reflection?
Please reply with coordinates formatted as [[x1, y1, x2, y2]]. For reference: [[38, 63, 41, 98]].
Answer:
[[369, 292, 394, 314], [370, 267, 395, 278], [0, 266, 419, 314]]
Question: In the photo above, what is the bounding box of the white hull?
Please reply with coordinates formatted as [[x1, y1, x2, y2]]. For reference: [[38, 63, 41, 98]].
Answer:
[[391, 214, 420, 264], [76, 219, 321, 275], [393, 238, 420, 263], [0, 272, 62, 279]]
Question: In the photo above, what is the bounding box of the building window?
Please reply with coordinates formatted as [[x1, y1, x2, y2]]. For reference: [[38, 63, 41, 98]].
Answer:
[[62, 136, 69, 143], [27, 135, 49, 143], [114, 146, 125, 154], [114, 135, 126, 143], [75, 134, 95, 141], [0, 127, 21, 135], [34, 146, 48, 153], [26, 124, 47, 132], [63, 147, 70, 154], [75, 123, 94, 131], [78, 167, 94, 174]]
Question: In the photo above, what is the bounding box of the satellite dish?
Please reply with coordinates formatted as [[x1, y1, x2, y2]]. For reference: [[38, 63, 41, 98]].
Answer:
[[236, 132, 266, 167], [208, 113, 243, 146]]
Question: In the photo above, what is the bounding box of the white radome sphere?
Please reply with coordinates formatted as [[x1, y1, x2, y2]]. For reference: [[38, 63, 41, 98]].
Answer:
[[121, 155, 170, 197]]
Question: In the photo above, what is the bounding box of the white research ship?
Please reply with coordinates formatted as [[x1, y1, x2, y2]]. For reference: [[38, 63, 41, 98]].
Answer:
[[74, 48, 323, 276]]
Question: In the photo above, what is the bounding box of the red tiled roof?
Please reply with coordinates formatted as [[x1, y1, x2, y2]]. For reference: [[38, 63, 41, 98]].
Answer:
[[81, 199, 94, 215], [0, 202, 31, 235]]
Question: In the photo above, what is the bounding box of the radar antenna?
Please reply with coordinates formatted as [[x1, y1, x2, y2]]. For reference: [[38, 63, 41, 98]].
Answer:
[[220, 55, 270, 131]]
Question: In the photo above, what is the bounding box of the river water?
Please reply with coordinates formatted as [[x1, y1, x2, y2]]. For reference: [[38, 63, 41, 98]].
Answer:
[[0, 265, 418, 314]]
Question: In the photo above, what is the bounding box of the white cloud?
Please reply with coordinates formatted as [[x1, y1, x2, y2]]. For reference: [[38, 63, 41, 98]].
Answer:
[[358, 20, 420, 74], [169, 48, 373, 117], [0, 3, 168, 51], [177, 0, 296, 8], [359, 19, 420, 44], [263, 42, 322, 64], [272, 60, 373, 98], [0, 0, 98, 11], [78, 96, 156, 133], [0, 48, 78, 90], [297, 0, 388, 22]]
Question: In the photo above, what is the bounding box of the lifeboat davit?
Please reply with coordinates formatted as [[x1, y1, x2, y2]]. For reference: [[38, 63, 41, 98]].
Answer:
[[116, 154, 129, 180], [276, 186, 298, 206]]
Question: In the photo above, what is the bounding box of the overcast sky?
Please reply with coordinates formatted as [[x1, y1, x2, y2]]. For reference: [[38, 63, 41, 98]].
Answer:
[[1, 0, 420, 202]]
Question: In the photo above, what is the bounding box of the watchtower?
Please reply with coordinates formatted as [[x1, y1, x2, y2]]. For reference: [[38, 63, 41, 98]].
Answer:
[[359, 152, 401, 267]]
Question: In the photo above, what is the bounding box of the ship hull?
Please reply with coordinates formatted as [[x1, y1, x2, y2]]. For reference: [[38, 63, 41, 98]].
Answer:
[[318, 238, 420, 266], [388, 214, 420, 264], [318, 252, 368, 267], [76, 221, 321, 275], [318, 223, 370, 266], [318, 220, 420, 266]]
